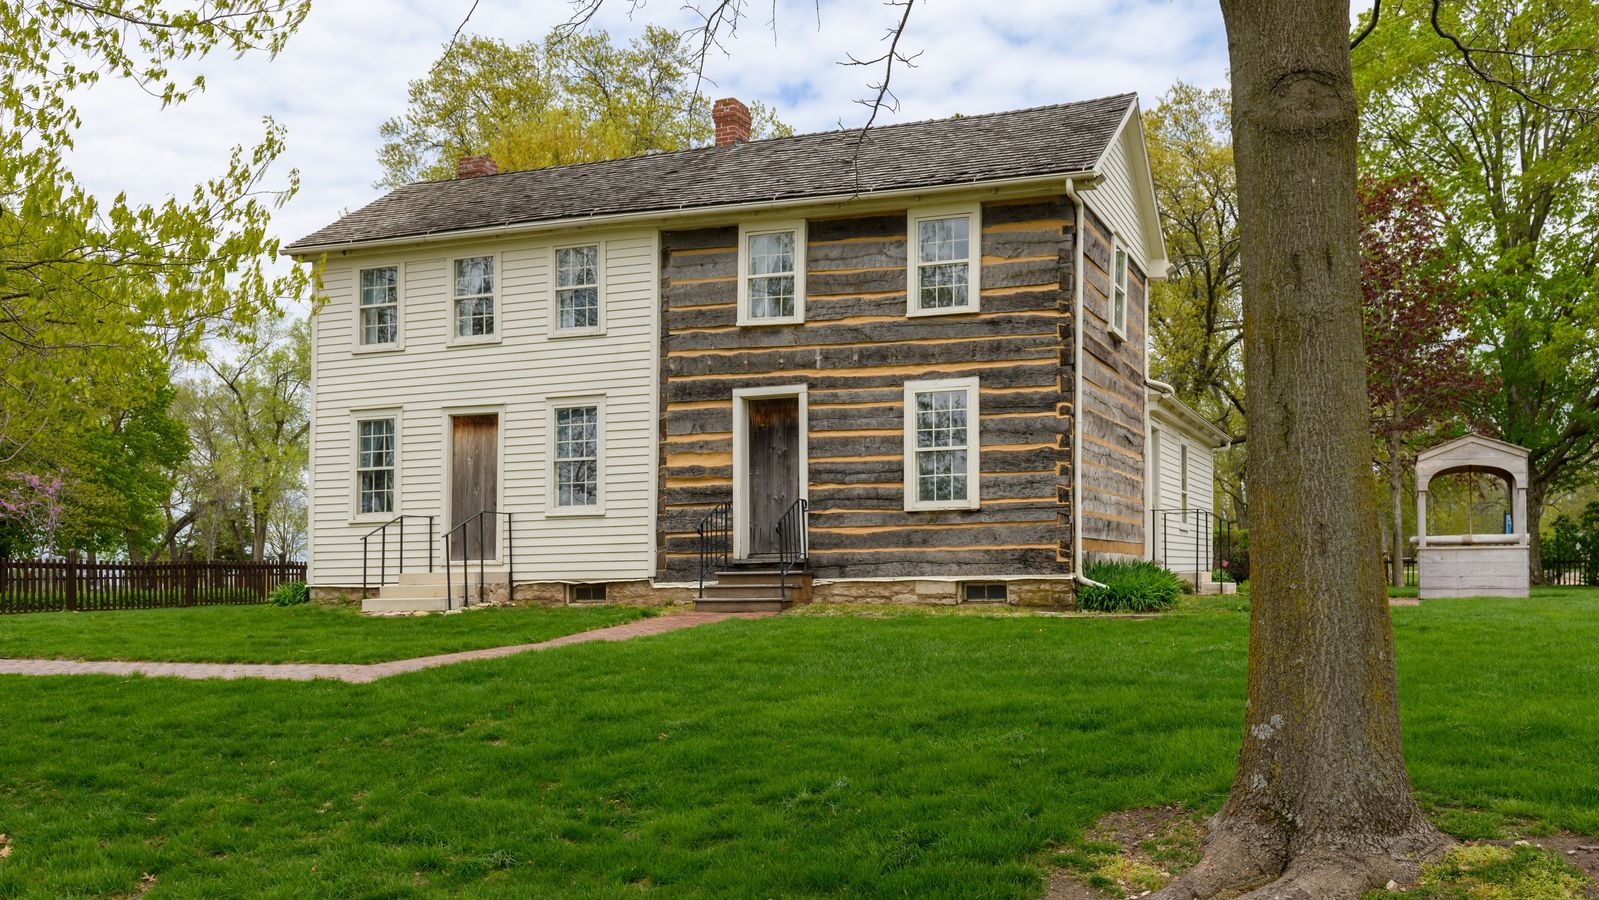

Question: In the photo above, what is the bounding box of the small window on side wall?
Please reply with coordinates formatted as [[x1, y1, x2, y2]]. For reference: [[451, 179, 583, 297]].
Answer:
[[908, 204, 981, 316], [737, 221, 805, 325], [358, 266, 400, 348], [1110, 242, 1129, 338], [553, 244, 602, 335], [569, 583, 607, 603]]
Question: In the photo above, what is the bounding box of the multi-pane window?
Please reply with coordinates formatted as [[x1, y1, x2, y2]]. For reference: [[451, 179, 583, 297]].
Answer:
[[739, 224, 803, 323], [962, 582, 1009, 603], [356, 418, 396, 515], [904, 378, 980, 510], [909, 206, 979, 314], [359, 266, 399, 346], [553, 405, 599, 508], [453, 256, 495, 338], [1111, 244, 1129, 336], [569, 583, 607, 603], [555, 245, 601, 332]]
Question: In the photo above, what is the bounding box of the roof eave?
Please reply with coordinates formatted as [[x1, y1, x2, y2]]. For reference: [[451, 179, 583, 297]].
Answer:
[[283, 169, 1099, 259]]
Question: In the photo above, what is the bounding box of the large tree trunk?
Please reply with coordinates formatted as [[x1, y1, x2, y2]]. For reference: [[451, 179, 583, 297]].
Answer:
[[1154, 3, 1451, 897], [1526, 475, 1546, 583]]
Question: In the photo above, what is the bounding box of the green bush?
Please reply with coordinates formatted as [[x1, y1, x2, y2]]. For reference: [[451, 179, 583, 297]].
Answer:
[[269, 581, 310, 607], [1079, 561, 1185, 613]]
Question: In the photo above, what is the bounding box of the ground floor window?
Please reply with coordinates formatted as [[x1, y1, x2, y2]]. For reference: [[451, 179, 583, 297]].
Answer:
[[903, 377, 981, 511], [551, 401, 602, 511], [355, 416, 396, 514]]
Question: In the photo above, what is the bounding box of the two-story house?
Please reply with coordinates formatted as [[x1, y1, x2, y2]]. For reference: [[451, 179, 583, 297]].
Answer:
[[287, 93, 1176, 611]]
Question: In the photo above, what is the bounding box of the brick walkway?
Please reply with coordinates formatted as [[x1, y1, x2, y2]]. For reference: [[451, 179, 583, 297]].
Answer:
[[0, 612, 769, 684]]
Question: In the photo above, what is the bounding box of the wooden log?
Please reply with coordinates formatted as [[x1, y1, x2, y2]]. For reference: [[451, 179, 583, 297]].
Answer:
[[662, 226, 737, 252], [808, 213, 906, 242]]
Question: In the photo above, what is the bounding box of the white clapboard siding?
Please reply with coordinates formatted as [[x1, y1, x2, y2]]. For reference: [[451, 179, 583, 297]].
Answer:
[[1149, 426, 1216, 574], [1086, 117, 1156, 276], [308, 229, 658, 588]]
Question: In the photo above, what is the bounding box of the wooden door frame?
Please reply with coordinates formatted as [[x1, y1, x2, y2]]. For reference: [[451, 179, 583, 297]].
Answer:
[[731, 385, 808, 560], [441, 404, 506, 563]]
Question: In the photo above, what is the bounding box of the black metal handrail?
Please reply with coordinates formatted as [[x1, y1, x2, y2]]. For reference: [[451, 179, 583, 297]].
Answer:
[[443, 511, 514, 610], [361, 514, 435, 600], [695, 502, 731, 600], [1155, 508, 1237, 585], [775, 498, 809, 603]]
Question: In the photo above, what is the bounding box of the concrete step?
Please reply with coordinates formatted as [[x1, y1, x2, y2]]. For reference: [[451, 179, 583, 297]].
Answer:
[[694, 597, 792, 613], [362, 593, 451, 614], [396, 568, 506, 586]]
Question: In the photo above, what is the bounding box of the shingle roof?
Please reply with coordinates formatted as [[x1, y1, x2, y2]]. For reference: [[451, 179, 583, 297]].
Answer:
[[286, 93, 1136, 253]]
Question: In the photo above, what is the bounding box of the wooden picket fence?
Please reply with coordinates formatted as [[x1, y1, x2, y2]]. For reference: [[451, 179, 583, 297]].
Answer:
[[0, 555, 306, 614]]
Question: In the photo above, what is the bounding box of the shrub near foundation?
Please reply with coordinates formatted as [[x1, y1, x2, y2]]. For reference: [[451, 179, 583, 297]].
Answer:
[[1079, 561, 1185, 612]]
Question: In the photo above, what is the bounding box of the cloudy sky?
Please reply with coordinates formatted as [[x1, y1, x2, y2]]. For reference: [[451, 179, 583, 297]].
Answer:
[[66, 0, 1231, 284]]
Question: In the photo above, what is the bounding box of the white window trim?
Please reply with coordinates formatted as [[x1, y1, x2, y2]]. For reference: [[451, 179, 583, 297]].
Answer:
[[906, 203, 982, 318], [349, 409, 402, 524], [547, 395, 606, 516], [549, 241, 607, 338], [736, 220, 807, 326], [1180, 442, 1190, 513], [903, 377, 981, 512], [1109, 237, 1129, 340], [353, 261, 404, 353], [448, 251, 503, 346]]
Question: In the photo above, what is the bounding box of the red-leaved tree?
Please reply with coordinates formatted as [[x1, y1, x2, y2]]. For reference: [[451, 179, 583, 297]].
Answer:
[[1360, 173, 1491, 587]]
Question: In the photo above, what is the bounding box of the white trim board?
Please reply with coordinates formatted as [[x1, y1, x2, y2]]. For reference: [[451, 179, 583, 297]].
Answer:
[[731, 384, 810, 560]]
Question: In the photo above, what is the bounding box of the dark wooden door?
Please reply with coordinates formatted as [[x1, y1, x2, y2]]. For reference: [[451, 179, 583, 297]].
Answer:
[[746, 398, 800, 556], [451, 414, 498, 560]]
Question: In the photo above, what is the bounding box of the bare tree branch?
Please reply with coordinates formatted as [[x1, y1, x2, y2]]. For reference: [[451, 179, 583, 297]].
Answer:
[[1428, 0, 1597, 121], [1350, 0, 1381, 50]]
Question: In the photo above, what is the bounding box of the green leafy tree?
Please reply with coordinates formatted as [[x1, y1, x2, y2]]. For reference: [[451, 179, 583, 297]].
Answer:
[[1355, 0, 1599, 580], [1143, 82, 1246, 522], [1, 1, 312, 553], [377, 27, 791, 188]]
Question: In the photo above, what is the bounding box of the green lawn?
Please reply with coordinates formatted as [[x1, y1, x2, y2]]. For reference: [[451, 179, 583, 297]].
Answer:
[[0, 603, 650, 664], [0, 590, 1595, 897]]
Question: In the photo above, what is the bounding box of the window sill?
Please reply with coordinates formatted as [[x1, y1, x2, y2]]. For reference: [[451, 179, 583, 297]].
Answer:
[[1108, 324, 1128, 343], [352, 343, 404, 355], [547, 506, 606, 518], [549, 327, 607, 340], [348, 513, 400, 527], [907, 304, 979, 318], [737, 315, 805, 327], [447, 334, 503, 348], [904, 501, 981, 513]]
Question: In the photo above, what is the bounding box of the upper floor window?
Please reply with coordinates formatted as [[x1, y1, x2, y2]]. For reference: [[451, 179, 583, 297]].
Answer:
[[453, 255, 496, 340], [908, 204, 981, 316], [554, 244, 602, 335], [551, 400, 603, 513], [903, 377, 981, 511], [737, 221, 805, 325], [1110, 242, 1129, 338], [358, 266, 399, 348], [356, 416, 396, 515]]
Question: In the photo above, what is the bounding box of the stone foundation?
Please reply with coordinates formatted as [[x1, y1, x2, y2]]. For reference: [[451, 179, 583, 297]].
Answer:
[[811, 578, 1076, 608], [310, 586, 361, 607], [512, 580, 693, 607]]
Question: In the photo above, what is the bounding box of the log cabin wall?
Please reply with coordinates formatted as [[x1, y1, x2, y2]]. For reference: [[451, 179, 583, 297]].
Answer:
[[1078, 206, 1149, 560], [656, 196, 1080, 584]]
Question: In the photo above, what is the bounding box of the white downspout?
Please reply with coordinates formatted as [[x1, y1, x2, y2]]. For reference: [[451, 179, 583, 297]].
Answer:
[[1065, 177, 1107, 590]]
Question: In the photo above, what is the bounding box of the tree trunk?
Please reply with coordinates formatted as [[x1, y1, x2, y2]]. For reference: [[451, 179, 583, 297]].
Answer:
[[1390, 430, 1406, 588], [1154, 3, 1451, 897], [1526, 475, 1546, 583]]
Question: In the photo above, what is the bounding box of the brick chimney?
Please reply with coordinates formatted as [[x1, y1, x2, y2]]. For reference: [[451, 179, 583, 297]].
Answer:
[[456, 154, 499, 179], [712, 97, 752, 146]]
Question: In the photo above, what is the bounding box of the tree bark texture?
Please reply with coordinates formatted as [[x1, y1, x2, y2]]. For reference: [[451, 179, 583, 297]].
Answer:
[[1154, 3, 1451, 897]]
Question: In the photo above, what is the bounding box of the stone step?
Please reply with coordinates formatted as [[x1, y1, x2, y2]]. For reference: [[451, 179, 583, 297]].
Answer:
[[694, 597, 792, 613], [361, 593, 451, 614], [396, 568, 506, 586]]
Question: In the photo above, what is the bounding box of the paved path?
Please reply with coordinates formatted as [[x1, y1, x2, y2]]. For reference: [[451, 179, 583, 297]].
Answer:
[[0, 612, 769, 684]]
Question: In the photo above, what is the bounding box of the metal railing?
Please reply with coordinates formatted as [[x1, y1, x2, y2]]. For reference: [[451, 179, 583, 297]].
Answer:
[[361, 514, 435, 600], [695, 502, 731, 600], [775, 498, 809, 603], [1154, 508, 1239, 584], [443, 511, 513, 610]]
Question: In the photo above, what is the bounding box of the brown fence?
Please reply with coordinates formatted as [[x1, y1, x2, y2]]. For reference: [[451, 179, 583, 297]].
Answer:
[[0, 556, 306, 614]]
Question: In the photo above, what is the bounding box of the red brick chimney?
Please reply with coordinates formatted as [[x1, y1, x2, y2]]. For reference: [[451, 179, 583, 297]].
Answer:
[[457, 155, 499, 179], [712, 98, 752, 147]]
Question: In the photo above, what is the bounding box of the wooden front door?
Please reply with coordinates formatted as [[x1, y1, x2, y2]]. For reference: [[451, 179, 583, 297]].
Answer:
[[451, 414, 498, 560], [746, 398, 800, 556]]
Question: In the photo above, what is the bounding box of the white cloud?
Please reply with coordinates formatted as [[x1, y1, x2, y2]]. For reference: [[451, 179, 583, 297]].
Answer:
[[61, 0, 1228, 281]]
